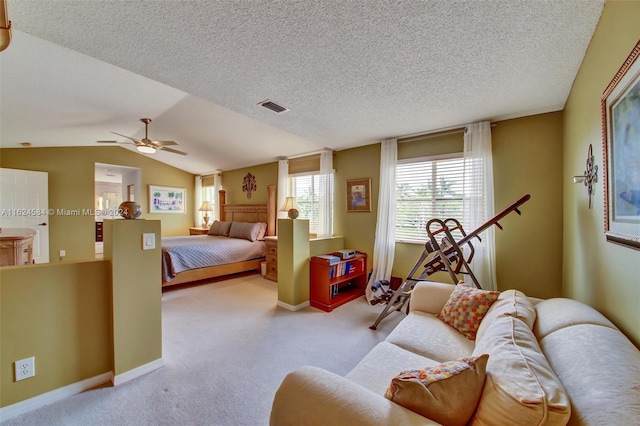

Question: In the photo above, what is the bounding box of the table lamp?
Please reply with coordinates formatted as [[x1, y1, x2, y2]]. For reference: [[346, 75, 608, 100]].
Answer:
[[198, 201, 214, 227], [280, 197, 299, 219]]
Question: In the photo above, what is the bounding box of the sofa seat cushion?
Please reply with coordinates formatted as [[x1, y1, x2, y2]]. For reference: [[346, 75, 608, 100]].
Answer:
[[475, 289, 536, 342], [346, 341, 439, 396], [539, 324, 640, 426], [385, 354, 489, 426], [385, 311, 475, 362], [471, 315, 571, 425], [533, 298, 617, 340]]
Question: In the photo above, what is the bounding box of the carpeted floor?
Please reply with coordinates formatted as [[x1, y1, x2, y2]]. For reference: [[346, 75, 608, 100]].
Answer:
[[3, 273, 405, 425]]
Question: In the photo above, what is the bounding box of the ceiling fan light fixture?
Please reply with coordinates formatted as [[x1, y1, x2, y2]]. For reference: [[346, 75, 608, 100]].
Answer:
[[137, 145, 156, 154]]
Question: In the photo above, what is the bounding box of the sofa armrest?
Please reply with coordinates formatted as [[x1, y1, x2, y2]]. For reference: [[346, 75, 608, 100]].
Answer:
[[270, 366, 437, 426], [409, 281, 455, 315]]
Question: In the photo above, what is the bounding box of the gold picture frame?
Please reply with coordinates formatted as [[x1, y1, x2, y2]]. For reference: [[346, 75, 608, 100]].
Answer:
[[346, 178, 371, 212], [601, 40, 640, 250]]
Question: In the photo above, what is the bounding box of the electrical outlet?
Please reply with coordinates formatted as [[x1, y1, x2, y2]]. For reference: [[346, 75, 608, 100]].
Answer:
[[14, 357, 35, 381]]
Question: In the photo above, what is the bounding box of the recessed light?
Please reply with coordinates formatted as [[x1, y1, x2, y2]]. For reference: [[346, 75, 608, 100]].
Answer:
[[20, 142, 31, 147]]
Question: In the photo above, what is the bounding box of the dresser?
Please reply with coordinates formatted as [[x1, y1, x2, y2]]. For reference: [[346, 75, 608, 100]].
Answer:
[[0, 228, 36, 266], [264, 236, 277, 281]]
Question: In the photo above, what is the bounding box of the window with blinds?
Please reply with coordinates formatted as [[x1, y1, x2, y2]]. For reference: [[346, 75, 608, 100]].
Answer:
[[396, 153, 465, 242], [291, 173, 333, 234]]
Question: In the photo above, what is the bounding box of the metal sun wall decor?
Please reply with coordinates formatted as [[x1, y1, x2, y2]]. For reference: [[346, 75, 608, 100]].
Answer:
[[242, 173, 257, 199], [573, 144, 598, 209]]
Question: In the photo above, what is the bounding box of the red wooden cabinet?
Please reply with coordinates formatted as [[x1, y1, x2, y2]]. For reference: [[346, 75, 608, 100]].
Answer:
[[310, 252, 367, 312]]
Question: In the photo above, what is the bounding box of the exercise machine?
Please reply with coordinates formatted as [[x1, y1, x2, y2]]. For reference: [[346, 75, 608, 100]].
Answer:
[[369, 194, 531, 330]]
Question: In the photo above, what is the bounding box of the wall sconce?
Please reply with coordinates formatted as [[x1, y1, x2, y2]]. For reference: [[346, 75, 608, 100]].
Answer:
[[198, 200, 214, 227], [280, 197, 299, 219], [573, 143, 598, 209]]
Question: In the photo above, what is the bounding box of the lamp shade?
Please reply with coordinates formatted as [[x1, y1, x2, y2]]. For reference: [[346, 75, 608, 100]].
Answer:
[[280, 197, 300, 219], [198, 201, 214, 212]]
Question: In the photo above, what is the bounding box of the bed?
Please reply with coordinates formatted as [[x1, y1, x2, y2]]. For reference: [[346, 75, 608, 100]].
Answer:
[[161, 185, 276, 287]]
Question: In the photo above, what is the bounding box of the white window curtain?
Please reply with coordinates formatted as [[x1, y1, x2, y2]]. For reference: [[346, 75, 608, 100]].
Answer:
[[366, 139, 397, 304], [277, 159, 289, 220], [463, 121, 496, 290], [213, 173, 222, 221], [194, 175, 203, 227], [317, 150, 333, 238]]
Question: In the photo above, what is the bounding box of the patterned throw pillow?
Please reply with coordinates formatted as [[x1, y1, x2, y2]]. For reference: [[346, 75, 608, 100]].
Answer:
[[436, 283, 500, 340], [385, 354, 489, 426]]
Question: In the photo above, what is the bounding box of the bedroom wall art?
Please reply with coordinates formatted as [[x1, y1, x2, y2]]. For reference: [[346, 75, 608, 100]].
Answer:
[[149, 185, 186, 214], [346, 178, 371, 212], [243, 173, 257, 199], [601, 39, 640, 250]]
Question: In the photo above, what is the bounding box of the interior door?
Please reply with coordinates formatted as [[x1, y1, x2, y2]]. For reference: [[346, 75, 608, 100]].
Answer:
[[0, 168, 50, 263]]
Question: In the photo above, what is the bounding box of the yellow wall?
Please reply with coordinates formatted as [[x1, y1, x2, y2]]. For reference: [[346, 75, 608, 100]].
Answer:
[[0, 260, 112, 407], [221, 162, 278, 205], [0, 147, 195, 262], [104, 219, 162, 377], [563, 0, 640, 344], [333, 114, 564, 299]]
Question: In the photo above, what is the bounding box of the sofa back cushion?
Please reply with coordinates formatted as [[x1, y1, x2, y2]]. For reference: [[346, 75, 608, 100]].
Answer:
[[533, 297, 617, 340], [471, 315, 571, 425], [475, 289, 536, 342]]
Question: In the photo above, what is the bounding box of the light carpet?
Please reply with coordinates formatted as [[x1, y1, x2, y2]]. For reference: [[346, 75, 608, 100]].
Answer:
[[3, 273, 405, 425]]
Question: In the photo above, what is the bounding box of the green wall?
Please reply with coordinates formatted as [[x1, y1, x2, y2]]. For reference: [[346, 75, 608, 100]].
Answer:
[[0, 146, 195, 262], [221, 162, 278, 205], [563, 0, 640, 345], [0, 260, 111, 407], [332, 115, 564, 299]]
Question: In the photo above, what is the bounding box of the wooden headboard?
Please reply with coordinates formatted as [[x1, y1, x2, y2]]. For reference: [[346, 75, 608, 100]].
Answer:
[[218, 185, 276, 236]]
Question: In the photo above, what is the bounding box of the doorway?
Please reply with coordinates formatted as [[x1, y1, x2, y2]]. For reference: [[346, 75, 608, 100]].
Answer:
[[94, 163, 141, 257]]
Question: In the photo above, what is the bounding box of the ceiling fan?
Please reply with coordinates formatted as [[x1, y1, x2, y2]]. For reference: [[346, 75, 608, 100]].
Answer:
[[97, 118, 187, 155]]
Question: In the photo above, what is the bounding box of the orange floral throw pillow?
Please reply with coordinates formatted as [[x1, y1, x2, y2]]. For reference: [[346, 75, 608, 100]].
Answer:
[[385, 354, 489, 426], [436, 283, 500, 340]]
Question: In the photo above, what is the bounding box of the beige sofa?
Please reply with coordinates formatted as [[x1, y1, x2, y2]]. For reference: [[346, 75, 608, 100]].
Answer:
[[271, 281, 640, 425]]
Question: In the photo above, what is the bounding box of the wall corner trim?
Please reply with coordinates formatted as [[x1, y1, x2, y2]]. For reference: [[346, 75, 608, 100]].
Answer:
[[112, 358, 164, 387], [276, 300, 310, 311]]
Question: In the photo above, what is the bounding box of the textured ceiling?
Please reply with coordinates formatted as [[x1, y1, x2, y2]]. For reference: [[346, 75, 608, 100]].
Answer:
[[1, 0, 605, 174]]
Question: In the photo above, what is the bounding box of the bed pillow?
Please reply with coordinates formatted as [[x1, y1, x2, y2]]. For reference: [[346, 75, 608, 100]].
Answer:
[[256, 222, 268, 240], [208, 221, 232, 236], [229, 221, 262, 242], [436, 283, 500, 340], [385, 354, 489, 426]]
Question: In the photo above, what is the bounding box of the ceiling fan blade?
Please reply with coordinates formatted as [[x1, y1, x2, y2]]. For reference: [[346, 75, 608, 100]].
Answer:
[[111, 132, 142, 145], [159, 147, 188, 156], [96, 140, 119, 143], [149, 140, 178, 147]]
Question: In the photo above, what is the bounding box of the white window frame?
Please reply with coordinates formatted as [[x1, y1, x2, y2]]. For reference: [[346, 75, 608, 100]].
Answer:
[[395, 152, 464, 244], [289, 171, 334, 235]]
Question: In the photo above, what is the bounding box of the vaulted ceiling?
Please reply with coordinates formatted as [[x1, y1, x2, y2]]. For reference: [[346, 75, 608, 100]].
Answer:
[[1, 0, 605, 174]]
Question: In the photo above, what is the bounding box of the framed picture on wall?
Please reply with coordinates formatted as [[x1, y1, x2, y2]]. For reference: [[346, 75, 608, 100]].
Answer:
[[346, 178, 371, 212], [149, 185, 186, 214], [601, 40, 640, 250]]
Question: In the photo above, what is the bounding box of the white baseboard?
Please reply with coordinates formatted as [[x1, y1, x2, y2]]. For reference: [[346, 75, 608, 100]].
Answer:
[[0, 371, 113, 422], [112, 358, 164, 386], [277, 300, 310, 311]]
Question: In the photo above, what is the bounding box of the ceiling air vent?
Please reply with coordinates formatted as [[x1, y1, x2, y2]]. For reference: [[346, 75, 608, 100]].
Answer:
[[258, 99, 289, 114]]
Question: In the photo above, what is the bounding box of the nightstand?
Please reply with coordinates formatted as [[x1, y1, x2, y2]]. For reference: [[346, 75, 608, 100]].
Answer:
[[189, 227, 209, 235], [264, 236, 277, 281]]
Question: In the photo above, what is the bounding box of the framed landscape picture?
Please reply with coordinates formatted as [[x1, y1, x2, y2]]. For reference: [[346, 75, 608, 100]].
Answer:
[[601, 40, 640, 250], [149, 185, 186, 214], [346, 178, 371, 212]]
